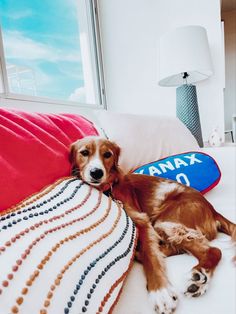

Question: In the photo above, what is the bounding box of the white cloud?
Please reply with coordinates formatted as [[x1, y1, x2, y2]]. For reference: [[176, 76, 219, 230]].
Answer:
[[3, 9, 34, 20], [69, 86, 86, 102], [3, 31, 81, 63]]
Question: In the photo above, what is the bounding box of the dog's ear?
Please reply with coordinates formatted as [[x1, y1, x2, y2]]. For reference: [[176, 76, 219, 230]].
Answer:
[[111, 142, 121, 169], [69, 142, 80, 176], [69, 142, 77, 164]]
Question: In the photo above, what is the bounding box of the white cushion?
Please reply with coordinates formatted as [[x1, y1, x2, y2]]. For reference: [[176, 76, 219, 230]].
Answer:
[[0, 177, 137, 314], [96, 111, 199, 173]]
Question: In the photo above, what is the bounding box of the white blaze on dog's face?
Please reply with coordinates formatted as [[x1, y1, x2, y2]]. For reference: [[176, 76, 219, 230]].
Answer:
[[70, 136, 120, 186]]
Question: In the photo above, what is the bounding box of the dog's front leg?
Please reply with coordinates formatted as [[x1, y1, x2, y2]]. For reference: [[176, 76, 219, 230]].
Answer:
[[140, 222, 178, 314], [125, 208, 178, 314]]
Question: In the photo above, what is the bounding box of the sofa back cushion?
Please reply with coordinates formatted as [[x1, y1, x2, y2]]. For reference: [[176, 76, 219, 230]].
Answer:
[[96, 111, 199, 173], [0, 108, 98, 211]]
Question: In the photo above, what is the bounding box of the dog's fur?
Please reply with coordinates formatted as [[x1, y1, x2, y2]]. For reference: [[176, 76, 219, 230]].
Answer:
[[70, 136, 236, 314]]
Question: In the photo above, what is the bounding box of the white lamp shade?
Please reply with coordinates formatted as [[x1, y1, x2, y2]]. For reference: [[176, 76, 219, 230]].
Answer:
[[159, 25, 213, 86]]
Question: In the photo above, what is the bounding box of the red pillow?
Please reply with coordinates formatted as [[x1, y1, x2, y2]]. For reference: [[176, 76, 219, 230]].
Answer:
[[0, 108, 98, 211]]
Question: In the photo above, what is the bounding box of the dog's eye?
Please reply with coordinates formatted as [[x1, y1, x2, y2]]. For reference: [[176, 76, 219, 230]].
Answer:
[[80, 149, 89, 157], [103, 151, 112, 159]]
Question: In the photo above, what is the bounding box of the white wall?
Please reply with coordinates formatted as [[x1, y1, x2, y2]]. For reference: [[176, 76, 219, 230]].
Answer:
[[222, 10, 236, 131], [98, 0, 225, 142]]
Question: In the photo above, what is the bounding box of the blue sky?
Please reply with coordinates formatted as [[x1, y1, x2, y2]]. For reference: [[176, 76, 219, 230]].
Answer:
[[0, 0, 85, 101]]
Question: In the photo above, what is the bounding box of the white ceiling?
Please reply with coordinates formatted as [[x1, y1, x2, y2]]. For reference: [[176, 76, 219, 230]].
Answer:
[[221, 0, 236, 11]]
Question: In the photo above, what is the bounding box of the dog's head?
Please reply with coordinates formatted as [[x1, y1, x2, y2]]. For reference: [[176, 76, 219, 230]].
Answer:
[[69, 136, 120, 188]]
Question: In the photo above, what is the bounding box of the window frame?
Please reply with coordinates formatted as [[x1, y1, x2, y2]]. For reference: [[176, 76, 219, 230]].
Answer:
[[0, 0, 106, 110]]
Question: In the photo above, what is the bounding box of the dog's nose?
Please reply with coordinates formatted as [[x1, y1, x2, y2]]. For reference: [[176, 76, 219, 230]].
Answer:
[[90, 168, 104, 180]]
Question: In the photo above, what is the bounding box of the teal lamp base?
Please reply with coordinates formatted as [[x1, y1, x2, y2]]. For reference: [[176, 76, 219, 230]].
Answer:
[[176, 84, 203, 147]]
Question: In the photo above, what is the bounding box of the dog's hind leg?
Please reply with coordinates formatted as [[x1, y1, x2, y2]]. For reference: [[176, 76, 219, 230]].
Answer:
[[183, 240, 222, 298], [155, 222, 222, 298]]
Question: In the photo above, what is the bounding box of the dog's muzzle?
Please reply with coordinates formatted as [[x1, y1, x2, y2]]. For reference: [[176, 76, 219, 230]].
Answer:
[[90, 168, 104, 182]]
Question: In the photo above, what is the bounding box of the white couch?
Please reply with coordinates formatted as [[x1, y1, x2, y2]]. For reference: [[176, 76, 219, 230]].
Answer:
[[1, 105, 235, 314]]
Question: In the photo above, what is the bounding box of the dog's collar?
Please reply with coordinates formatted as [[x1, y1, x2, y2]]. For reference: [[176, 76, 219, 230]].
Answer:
[[101, 183, 112, 193], [101, 178, 119, 197], [103, 187, 112, 197]]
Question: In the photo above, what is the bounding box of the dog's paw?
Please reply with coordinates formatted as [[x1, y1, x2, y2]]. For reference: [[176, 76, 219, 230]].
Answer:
[[149, 286, 178, 314], [184, 268, 210, 298]]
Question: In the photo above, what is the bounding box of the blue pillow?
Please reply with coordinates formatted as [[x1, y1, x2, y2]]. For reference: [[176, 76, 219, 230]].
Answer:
[[133, 152, 221, 194]]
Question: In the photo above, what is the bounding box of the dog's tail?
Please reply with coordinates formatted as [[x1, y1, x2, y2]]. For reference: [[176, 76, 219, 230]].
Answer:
[[215, 211, 236, 240], [215, 212, 236, 264], [232, 226, 236, 243]]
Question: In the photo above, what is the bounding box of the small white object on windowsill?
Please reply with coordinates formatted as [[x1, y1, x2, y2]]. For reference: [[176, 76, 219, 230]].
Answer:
[[208, 127, 223, 147]]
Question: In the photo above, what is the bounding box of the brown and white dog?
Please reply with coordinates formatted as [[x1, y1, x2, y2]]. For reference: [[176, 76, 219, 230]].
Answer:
[[70, 136, 236, 314]]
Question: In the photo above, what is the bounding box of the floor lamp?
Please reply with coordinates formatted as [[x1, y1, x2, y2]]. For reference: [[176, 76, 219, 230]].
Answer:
[[158, 25, 213, 147]]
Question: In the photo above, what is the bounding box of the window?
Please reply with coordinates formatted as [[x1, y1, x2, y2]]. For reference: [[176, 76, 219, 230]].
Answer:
[[0, 0, 105, 107]]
